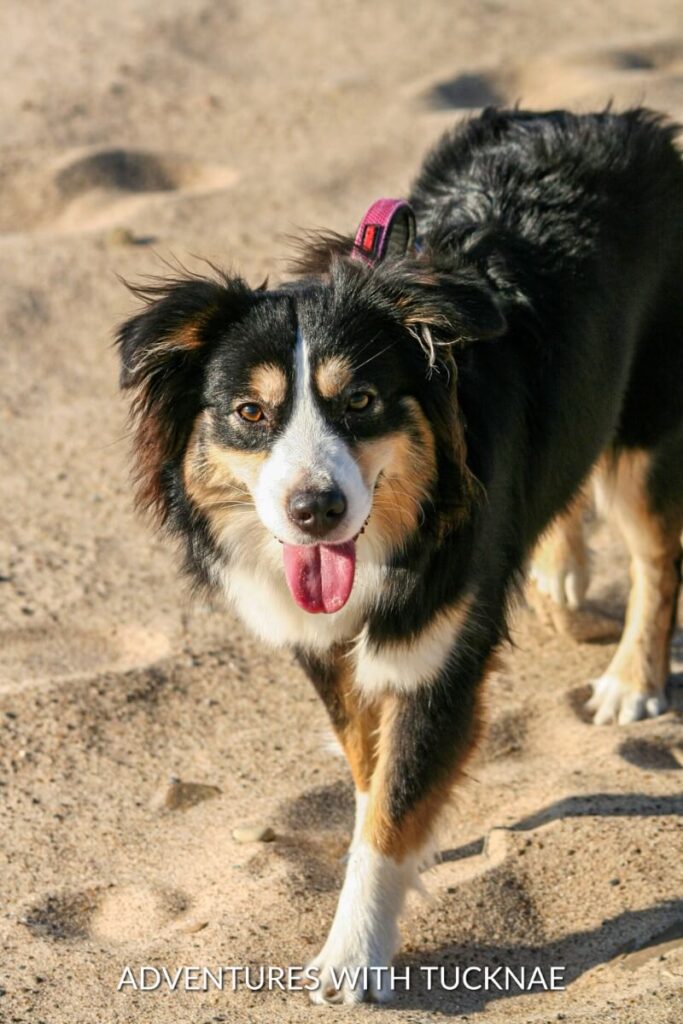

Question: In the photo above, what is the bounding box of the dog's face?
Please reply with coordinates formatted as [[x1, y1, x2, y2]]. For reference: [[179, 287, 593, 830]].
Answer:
[[117, 259, 504, 614]]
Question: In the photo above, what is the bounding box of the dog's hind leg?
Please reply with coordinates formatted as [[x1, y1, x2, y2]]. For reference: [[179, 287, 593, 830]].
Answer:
[[306, 648, 489, 1004], [587, 448, 682, 725], [529, 495, 590, 613], [528, 485, 624, 642]]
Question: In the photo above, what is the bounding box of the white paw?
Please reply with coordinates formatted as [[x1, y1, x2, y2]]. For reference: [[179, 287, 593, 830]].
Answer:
[[307, 947, 395, 1005], [306, 840, 415, 1005], [529, 558, 588, 610], [587, 674, 668, 725]]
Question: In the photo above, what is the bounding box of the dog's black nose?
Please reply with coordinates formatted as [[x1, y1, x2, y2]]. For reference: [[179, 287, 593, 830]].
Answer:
[[287, 488, 347, 537]]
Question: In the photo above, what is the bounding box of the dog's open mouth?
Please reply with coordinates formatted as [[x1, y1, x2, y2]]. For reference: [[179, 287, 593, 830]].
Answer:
[[283, 541, 356, 614]]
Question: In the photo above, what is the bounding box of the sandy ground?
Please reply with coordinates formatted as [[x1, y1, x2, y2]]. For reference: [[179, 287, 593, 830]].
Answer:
[[1, 2, 683, 1021]]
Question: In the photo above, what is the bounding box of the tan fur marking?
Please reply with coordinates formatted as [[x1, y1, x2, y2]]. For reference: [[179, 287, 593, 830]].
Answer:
[[169, 320, 204, 350], [357, 398, 437, 554], [528, 491, 591, 625], [131, 412, 168, 517], [127, 316, 216, 517], [596, 450, 682, 697], [135, 316, 212, 372], [315, 355, 354, 399], [342, 711, 379, 793], [248, 363, 288, 407], [336, 674, 380, 793], [533, 498, 588, 583], [316, 652, 380, 792], [361, 659, 492, 860], [183, 412, 264, 537]]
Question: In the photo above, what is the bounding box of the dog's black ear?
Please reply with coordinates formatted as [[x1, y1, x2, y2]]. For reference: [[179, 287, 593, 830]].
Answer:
[[384, 264, 507, 356], [117, 274, 253, 388], [116, 273, 254, 519]]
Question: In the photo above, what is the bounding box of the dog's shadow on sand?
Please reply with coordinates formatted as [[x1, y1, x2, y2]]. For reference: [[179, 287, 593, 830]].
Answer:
[[277, 785, 683, 1012], [395, 789, 683, 1012], [440, 789, 683, 866], [392, 898, 683, 1014], [277, 696, 683, 1012]]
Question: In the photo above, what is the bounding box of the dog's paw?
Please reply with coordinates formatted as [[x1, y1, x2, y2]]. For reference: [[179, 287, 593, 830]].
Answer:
[[529, 556, 588, 610], [306, 840, 414, 1004], [587, 673, 668, 725], [306, 944, 396, 1005]]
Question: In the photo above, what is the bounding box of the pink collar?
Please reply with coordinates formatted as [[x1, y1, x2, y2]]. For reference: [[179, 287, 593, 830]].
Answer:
[[351, 198, 416, 266]]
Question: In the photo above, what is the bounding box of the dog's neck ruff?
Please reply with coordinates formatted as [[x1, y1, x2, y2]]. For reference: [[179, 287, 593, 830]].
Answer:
[[351, 198, 416, 266]]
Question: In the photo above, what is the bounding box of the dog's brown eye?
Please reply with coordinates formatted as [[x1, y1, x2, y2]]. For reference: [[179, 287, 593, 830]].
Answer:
[[237, 403, 264, 423], [347, 391, 374, 412]]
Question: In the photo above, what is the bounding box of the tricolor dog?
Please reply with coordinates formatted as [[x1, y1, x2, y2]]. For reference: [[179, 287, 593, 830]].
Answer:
[[117, 108, 683, 1003]]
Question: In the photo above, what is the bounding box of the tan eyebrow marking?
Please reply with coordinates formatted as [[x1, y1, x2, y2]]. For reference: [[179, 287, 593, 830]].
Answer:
[[248, 362, 288, 406], [315, 355, 354, 399]]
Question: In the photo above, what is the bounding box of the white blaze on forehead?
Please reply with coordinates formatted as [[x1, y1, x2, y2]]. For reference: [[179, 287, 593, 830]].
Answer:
[[287, 326, 334, 484], [252, 329, 370, 543]]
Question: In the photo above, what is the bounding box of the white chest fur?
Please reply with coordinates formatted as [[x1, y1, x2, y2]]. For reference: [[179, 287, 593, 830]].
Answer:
[[219, 535, 463, 694], [221, 554, 385, 653]]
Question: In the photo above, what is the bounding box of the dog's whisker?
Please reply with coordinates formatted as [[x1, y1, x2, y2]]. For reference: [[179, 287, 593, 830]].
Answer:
[[351, 341, 397, 374], [344, 331, 387, 370]]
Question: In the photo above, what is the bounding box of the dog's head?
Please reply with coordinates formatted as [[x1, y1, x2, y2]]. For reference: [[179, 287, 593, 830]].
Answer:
[[117, 254, 505, 614]]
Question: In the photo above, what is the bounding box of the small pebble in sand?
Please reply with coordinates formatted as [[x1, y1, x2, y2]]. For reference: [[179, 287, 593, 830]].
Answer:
[[150, 776, 221, 812], [232, 823, 276, 843], [175, 918, 209, 934], [105, 226, 136, 247]]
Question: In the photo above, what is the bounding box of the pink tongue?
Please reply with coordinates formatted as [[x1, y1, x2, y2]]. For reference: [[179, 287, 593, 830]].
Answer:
[[283, 541, 356, 614]]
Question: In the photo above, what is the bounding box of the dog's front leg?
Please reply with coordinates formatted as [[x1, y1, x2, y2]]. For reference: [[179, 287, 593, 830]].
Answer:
[[296, 645, 379, 813], [307, 654, 486, 1005]]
